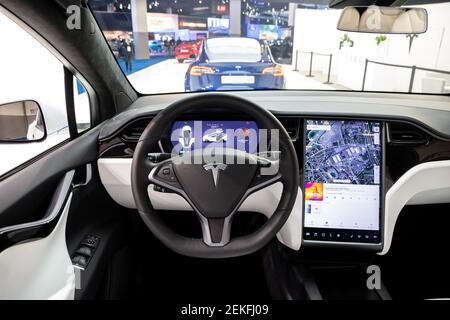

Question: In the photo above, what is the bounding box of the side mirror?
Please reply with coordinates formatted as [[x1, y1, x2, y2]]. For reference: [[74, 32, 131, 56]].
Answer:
[[0, 100, 46, 142], [337, 6, 428, 34]]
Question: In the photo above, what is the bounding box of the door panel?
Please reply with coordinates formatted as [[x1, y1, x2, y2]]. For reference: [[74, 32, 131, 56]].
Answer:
[[0, 3, 132, 300], [0, 171, 75, 252], [0, 127, 101, 300], [0, 193, 74, 299], [0, 127, 100, 227]]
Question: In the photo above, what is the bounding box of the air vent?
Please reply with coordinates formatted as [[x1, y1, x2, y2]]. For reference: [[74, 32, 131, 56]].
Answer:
[[279, 118, 300, 141], [388, 122, 429, 145], [121, 118, 152, 142]]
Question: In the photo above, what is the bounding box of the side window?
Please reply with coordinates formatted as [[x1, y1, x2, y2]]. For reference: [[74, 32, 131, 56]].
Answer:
[[0, 10, 91, 176], [74, 78, 91, 134]]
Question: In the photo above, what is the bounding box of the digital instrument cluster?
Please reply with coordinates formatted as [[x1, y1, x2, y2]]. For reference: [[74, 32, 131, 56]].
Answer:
[[171, 120, 259, 153]]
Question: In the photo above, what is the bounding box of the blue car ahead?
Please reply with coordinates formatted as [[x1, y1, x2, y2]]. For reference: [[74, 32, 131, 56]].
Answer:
[[185, 37, 285, 92]]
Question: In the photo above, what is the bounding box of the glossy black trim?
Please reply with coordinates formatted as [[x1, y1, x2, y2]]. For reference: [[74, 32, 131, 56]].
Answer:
[[0, 170, 74, 253], [64, 67, 79, 139], [99, 113, 449, 186], [100, 114, 286, 158], [99, 115, 158, 143], [99, 104, 450, 144]]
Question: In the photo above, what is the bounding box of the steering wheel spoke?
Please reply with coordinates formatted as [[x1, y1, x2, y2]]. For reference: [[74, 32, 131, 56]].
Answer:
[[198, 216, 232, 247]]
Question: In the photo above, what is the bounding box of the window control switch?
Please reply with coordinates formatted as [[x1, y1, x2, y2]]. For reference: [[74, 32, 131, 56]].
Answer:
[[72, 255, 89, 269], [76, 246, 93, 257], [71, 255, 80, 265], [81, 235, 100, 249]]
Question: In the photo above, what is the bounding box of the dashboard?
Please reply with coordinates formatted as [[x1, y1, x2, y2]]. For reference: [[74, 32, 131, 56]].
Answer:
[[96, 91, 450, 255]]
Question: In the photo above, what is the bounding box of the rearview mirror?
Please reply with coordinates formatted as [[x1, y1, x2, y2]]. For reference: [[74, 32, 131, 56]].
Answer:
[[337, 6, 428, 34], [0, 101, 46, 142]]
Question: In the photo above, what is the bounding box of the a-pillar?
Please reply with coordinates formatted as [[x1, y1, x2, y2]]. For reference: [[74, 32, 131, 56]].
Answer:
[[131, 0, 150, 60]]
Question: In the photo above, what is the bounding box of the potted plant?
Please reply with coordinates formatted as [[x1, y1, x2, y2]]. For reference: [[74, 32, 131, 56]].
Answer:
[[339, 33, 354, 49], [375, 35, 387, 46]]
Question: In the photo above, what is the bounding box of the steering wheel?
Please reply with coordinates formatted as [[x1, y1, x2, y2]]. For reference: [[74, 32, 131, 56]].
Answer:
[[131, 94, 299, 258]]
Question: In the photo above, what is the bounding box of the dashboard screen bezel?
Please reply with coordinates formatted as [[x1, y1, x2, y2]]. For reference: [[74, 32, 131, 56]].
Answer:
[[301, 118, 385, 250]]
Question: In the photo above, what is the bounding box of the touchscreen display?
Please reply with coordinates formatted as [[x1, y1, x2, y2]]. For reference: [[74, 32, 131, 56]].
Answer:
[[303, 120, 382, 244], [171, 120, 259, 153]]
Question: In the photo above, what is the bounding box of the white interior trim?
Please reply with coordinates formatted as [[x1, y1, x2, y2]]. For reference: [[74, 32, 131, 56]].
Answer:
[[98, 159, 135, 209], [0, 194, 75, 300], [380, 160, 450, 255], [98, 158, 450, 255], [239, 183, 303, 250], [99, 158, 303, 250]]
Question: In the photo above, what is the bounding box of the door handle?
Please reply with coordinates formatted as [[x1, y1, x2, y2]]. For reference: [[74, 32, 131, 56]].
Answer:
[[0, 170, 75, 253]]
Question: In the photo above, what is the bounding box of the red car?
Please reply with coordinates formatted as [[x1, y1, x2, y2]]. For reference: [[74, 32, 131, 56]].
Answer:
[[175, 40, 202, 63]]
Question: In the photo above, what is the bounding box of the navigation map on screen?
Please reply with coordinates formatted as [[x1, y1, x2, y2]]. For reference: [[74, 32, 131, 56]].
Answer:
[[303, 120, 382, 243]]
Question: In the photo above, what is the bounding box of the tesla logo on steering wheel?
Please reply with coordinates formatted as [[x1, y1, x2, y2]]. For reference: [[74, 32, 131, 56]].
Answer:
[[203, 163, 227, 188]]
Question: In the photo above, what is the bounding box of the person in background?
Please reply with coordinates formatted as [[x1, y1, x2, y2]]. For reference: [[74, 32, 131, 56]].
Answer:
[[112, 0, 119, 12], [163, 39, 169, 55], [169, 38, 176, 56], [118, 36, 126, 59], [124, 40, 134, 73]]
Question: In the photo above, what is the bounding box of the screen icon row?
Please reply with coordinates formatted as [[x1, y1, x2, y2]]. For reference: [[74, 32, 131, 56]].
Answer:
[[304, 228, 380, 244]]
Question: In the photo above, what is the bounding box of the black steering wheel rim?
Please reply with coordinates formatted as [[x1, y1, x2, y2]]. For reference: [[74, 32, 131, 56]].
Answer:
[[131, 93, 299, 258]]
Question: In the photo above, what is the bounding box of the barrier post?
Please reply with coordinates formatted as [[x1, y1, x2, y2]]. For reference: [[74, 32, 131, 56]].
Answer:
[[306, 52, 314, 77], [408, 66, 416, 93], [323, 54, 333, 84], [293, 50, 299, 71], [362, 59, 369, 91]]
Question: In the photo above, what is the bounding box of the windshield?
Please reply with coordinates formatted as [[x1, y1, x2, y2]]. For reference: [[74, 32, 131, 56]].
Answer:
[[92, 0, 450, 95]]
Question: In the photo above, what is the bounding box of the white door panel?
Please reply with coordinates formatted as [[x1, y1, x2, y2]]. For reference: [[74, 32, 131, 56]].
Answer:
[[0, 194, 75, 300]]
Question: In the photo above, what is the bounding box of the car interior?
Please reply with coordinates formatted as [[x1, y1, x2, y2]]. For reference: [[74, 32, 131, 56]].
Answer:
[[0, 0, 449, 301]]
